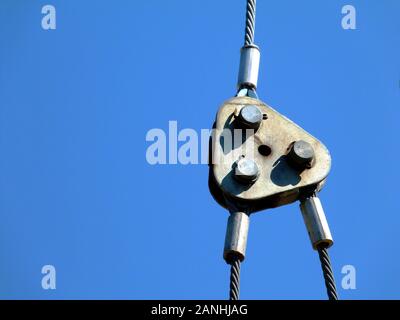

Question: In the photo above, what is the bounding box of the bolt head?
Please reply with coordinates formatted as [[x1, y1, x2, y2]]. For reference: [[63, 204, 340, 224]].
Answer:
[[238, 105, 263, 129], [234, 157, 259, 183], [287, 140, 315, 169]]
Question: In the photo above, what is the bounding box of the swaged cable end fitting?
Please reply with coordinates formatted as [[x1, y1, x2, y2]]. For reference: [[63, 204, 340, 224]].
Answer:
[[224, 211, 250, 264], [300, 195, 333, 250], [237, 44, 260, 90]]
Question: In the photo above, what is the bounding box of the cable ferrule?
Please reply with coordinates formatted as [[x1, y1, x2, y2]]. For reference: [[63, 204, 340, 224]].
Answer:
[[223, 211, 250, 263], [300, 195, 333, 250], [237, 44, 260, 90]]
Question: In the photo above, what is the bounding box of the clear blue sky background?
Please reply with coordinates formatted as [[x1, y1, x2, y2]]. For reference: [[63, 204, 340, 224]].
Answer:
[[0, 0, 399, 299]]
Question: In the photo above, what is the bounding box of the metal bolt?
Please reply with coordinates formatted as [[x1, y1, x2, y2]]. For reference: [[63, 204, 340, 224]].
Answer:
[[287, 140, 315, 169], [234, 157, 259, 184], [237, 105, 263, 130]]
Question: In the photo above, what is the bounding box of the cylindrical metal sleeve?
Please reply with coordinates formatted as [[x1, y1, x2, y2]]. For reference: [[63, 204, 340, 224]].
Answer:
[[300, 196, 333, 250], [237, 45, 260, 90], [223, 212, 250, 263]]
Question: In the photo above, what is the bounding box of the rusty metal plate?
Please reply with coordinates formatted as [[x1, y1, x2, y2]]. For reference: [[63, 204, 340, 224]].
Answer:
[[210, 96, 331, 210]]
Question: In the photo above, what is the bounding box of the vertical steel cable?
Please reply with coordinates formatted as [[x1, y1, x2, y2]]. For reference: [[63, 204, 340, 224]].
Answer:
[[229, 259, 241, 300], [317, 245, 339, 300], [227, 1, 258, 300], [244, 0, 256, 45]]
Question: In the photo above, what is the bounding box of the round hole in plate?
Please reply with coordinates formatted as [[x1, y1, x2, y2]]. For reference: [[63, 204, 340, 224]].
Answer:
[[258, 145, 272, 157]]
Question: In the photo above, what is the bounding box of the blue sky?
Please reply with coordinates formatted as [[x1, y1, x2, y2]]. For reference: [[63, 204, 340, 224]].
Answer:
[[0, 0, 399, 299]]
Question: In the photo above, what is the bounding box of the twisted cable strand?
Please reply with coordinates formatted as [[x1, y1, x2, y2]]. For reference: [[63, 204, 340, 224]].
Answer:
[[317, 245, 339, 300], [229, 259, 241, 300], [244, 0, 256, 45]]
